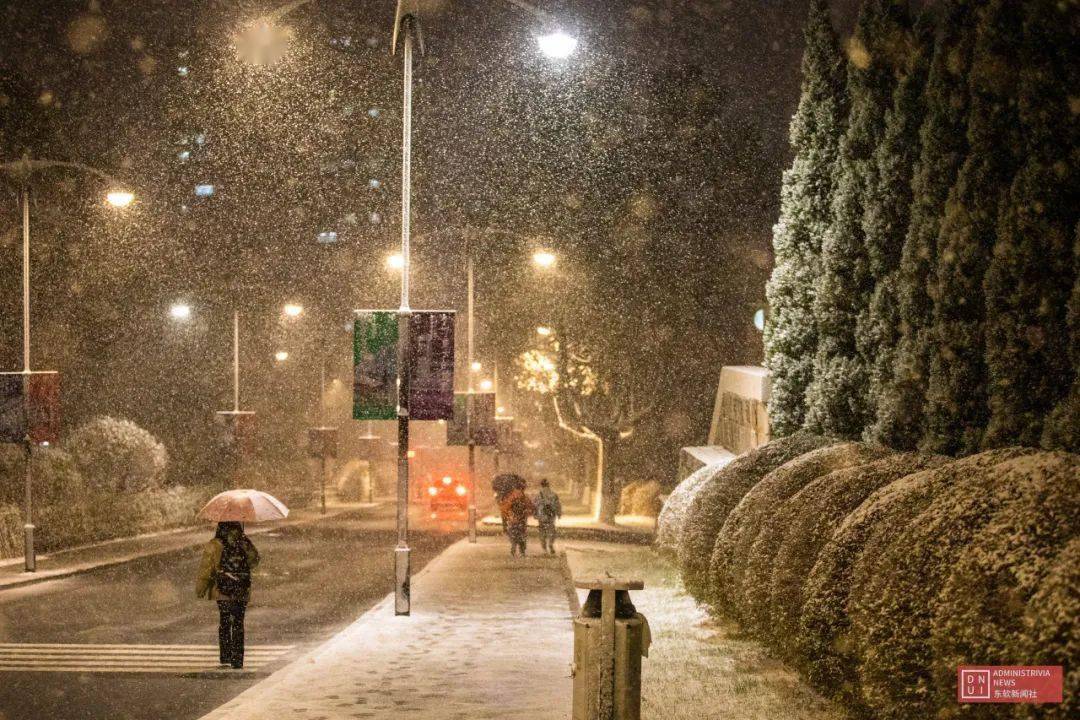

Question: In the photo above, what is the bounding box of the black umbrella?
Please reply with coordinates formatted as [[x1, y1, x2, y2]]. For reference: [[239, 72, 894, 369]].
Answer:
[[492, 473, 524, 498]]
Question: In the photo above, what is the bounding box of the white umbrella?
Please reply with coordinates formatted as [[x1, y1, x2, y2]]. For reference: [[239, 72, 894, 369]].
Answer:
[[198, 489, 289, 523]]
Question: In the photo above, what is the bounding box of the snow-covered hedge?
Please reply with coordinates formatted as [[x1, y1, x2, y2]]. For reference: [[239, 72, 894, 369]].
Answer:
[[656, 462, 726, 558], [0, 445, 86, 506], [711, 442, 888, 621], [677, 433, 828, 600], [760, 452, 944, 656], [797, 447, 1032, 702], [1019, 537, 1080, 720], [850, 452, 1072, 720], [924, 452, 1079, 716], [620, 480, 662, 516], [68, 417, 169, 493]]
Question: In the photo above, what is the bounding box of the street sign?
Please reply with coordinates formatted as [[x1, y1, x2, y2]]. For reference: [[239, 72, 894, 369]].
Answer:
[[409, 311, 455, 421], [353, 311, 398, 420], [0, 371, 61, 444]]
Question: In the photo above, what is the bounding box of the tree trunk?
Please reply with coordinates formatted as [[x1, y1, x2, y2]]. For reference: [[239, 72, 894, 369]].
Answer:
[[595, 431, 621, 525]]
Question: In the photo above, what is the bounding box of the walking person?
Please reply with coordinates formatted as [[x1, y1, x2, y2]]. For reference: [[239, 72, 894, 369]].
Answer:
[[533, 478, 563, 555], [196, 521, 260, 669], [499, 478, 535, 557]]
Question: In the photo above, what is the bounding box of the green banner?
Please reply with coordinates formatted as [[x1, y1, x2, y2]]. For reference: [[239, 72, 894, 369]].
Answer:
[[353, 311, 398, 420]]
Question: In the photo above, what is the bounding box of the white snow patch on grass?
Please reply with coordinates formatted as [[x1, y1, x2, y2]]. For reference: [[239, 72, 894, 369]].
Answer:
[[564, 542, 841, 720]]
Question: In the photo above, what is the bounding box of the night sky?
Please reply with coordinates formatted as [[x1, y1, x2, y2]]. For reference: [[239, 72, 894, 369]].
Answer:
[[0, 0, 865, 480]]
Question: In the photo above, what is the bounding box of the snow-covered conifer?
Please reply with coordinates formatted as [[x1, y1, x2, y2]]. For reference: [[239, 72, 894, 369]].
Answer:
[[923, 0, 1023, 455], [764, 0, 848, 436]]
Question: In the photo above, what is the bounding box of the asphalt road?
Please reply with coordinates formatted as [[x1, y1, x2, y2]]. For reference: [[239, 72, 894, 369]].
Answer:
[[0, 505, 461, 720]]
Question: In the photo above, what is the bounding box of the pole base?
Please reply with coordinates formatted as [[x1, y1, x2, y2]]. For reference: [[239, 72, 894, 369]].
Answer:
[[395, 545, 411, 615], [23, 524, 35, 573], [467, 506, 477, 544]]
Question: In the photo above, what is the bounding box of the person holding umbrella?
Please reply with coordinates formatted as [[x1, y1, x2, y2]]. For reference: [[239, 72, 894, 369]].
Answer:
[[195, 489, 288, 669]]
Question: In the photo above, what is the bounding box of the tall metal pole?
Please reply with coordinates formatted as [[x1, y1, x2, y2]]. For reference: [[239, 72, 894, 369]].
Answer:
[[319, 364, 327, 515], [393, 9, 418, 616], [466, 248, 477, 543], [21, 187, 35, 573], [233, 310, 240, 413]]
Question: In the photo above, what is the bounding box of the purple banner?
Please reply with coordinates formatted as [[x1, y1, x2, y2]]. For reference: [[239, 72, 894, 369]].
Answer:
[[409, 311, 456, 421]]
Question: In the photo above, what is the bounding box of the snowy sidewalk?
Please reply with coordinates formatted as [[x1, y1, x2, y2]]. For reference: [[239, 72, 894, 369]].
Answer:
[[199, 536, 575, 720], [0, 501, 377, 591]]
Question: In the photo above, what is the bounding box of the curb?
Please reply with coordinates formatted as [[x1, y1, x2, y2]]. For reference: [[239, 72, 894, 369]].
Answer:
[[0, 505, 375, 592]]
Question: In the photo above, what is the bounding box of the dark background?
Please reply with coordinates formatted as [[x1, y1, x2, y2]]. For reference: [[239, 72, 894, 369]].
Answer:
[[0, 0, 864, 484]]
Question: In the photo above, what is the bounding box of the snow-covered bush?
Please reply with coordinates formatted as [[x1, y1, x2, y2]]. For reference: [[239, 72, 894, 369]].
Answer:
[[626, 480, 662, 516], [761, 452, 943, 656], [0, 445, 86, 506], [798, 447, 1032, 703], [656, 462, 726, 558], [677, 433, 828, 600], [68, 417, 169, 493], [735, 443, 890, 632], [927, 452, 1079, 716], [710, 442, 888, 620], [1019, 537, 1080, 720], [0, 504, 21, 559], [851, 451, 1066, 720]]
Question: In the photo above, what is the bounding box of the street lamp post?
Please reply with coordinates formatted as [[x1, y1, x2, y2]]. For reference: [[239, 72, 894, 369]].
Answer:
[[466, 247, 478, 543], [392, 1, 422, 617], [2, 159, 134, 572]]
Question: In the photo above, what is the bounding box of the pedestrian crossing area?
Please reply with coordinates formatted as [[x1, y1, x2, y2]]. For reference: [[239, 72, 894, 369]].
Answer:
[[0, 643, 294, 674]]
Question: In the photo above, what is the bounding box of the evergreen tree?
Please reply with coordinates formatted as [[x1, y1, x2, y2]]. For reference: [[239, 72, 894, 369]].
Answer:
[[861, 15, 933, 446], [764, 0, 848, 436], [1042, 223, 1080, 452], [983, 0, 1079, 448], [923, 0, 1024, 455], [876, 0, 977, 451], [805, 0, 909, 438]]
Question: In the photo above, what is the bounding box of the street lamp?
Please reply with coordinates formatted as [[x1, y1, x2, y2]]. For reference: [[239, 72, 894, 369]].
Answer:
[[470, 361, 482, 372], [283, 303, 304, 317], [1, 157, 134, 573], [170, 303, 193, 320], [532, 250, 557, 269], [105, 190, 136, 208], [537, 31, 578, 59], [274, 350, 290, 362], [386, 252, 405, 271], [536, 325, 553, 337]]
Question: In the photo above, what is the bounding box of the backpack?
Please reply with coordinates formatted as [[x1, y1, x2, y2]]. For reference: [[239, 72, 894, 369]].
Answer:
[[215, 539, 251, 598]]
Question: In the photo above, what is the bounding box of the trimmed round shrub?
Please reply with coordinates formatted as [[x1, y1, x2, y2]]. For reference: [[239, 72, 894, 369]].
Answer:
[[760, 452, 945, 656], [678, 432, 829, 600], [711, 442, 888, 620], [852, 451, 1068, 720], [798, 447, 1034, 702], [68, 417, 168, 493], [1019, 537, 1080, 720], [628, 480, 662, 516], [928, 452, 1079, 717], [656, 462, 727, 557], [0, 445, 86, 506]]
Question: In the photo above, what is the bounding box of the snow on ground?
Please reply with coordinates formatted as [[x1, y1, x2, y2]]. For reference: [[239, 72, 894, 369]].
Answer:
[[564, 541, 841, 720]]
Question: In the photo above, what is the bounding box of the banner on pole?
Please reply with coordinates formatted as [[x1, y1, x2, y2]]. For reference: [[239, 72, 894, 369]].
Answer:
[[408, 311, 456, 421], [0, 371, 61, 445], [0, 375, 23, 444], [214, 410, 257, 457], [307, 427, 339, 459], [447, 391, 496, 446], [353, 311, 398, 420]]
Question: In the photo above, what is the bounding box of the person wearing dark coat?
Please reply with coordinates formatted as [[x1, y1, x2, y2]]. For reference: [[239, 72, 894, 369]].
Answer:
[[499, 479, 536, 557], [533, 478, 563, 555], [196, 521, 260, 669]]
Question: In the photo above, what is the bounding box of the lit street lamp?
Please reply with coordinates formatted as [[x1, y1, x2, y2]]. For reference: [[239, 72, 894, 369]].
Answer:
[[537, 31, 578, 59], [274, 350, 290, 362], [532, 250, 557, 269], [386, 252, 405, 271], [170, 303, 193, 320], [283, 303, 304, 318], [536, 325, 553, 337]]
